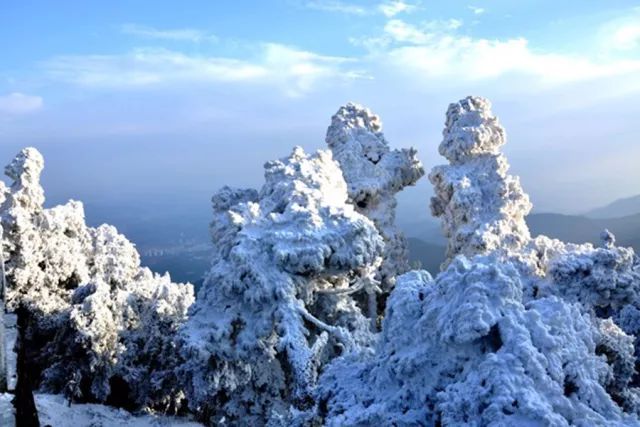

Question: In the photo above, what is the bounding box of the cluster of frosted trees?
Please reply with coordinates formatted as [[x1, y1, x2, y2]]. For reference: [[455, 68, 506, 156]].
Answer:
[[3, 97, 640, 426], [0, 148, 194, 411]]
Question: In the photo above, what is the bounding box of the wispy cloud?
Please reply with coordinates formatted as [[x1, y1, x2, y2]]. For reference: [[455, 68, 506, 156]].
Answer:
[[37, 8, 640, 100], [358, 18, 640, 86], [611, 24, 640, 50], [598, 8, 640, 51], [351, 18, 462, 47], [468, 6, 485, 15], [304, 0, 367, 15], [304, 0, 417, 17], [121, 24, 217, 43], [378, 1, 417, 17], [42, 44, 365, 97], [383, 19, 432, 43], [0, 93, 43, 115]]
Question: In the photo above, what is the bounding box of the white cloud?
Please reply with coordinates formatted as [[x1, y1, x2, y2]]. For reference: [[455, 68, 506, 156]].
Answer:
[[361, 18, 640, 86], [602, 19, 640, 51], [261, 44, 367, 95], [43, 44, 364, 97], [611, 24, 640, 50], [468, 6, 485, 15], [40, 10, 640, 100], [304, 0, 417, 17], [0, 93, 43, 115], [304, 0, 367, 15], [378, 1, 417, 18], [121, 24, 217, 43], [384, 19, 432, 44], [352, 18, 462, 48], [386, 19, 462, 43]]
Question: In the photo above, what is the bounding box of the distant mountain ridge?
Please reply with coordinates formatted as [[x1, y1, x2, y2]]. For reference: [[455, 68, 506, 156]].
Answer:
[[406, 237, 445, 273], [86, 194, 640, 285], [585, 194, 640, 219], [403, 212, 640, 272], [527, 212, 640, 252]]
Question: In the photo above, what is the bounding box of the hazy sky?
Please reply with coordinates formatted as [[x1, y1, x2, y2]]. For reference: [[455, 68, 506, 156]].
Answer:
[[1, 0, 639, 223]]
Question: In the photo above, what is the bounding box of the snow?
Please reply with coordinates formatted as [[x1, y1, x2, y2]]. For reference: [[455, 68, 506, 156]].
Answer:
[[4, 314, 17, 392], [36, 393, 202, 427], [1, 393, 15, 427]]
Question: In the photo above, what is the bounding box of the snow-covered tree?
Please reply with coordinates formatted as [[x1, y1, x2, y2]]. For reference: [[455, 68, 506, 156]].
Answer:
[[429, 96, 532, 267], [42, 262, 194, 411], [326, 103, 424, 292], [40, 225, 194, 411], [315, 97, 640, 426], [179, 147, 384, 425], [0, 148, 194, 411], [1, 148, 92, 317]]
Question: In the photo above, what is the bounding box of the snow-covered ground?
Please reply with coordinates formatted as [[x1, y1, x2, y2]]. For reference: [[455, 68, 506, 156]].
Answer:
[[36, 394, 203, 427], [1, 393, 15, 427], [4, 313, 17, 392]]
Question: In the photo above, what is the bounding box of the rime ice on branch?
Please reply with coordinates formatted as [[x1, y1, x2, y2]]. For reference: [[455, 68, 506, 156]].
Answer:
[[180, 147, 384, 426], [0, 148, 194, 411], [316, 97, 640, 426], [326, 103, 424, 289]]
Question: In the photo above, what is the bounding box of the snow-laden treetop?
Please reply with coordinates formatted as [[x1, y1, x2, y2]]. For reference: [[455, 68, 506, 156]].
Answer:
[[326, 102, 423, 212], [326, 102, 423, 289], [430, 96, 532, 266], [5, 147, 45, 209], [439, 96, 506, 162]]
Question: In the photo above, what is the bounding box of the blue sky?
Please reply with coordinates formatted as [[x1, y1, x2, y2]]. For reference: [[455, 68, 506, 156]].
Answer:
[[1, 0, 640, 220]]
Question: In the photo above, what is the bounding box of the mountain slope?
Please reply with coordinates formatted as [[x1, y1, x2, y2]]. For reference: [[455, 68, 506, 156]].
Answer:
[[406, 237, 446, 274], [402, 212, 640, 257], [527, 212, 640, 251], [586, 194, 640, 219]]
